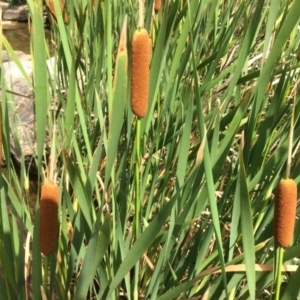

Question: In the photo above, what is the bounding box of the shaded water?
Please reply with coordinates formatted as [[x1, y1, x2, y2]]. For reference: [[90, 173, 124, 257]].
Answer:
[[3, 23, 53, 55], [3, 24, 31, 54]]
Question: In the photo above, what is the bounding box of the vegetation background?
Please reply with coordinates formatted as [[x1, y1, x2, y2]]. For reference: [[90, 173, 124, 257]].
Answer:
[[1, 0, 300, 299]]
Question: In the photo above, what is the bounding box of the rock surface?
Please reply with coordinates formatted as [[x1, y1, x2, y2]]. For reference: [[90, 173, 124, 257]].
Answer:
[[1, 51, 58, 166], [1, 51, 35, 163], [1, 50, 83, 166], [0, 1, 9, 9], [2, 4, 28, 22], [2, 20, 27, 30]]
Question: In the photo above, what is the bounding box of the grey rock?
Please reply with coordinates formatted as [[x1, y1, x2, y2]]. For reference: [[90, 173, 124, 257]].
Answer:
[[2, 20, 27, 30], [2, 50, 31, 63], [1, 51, 85, 166], [3, 4, 28, 22], [1, 51, 36, 162], [1, 51, 58, 165], [0, 1, 9, 9]]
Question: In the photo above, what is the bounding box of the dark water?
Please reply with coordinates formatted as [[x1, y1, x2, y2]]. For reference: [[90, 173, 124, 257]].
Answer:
[[3, 23, 53, 55], [3, 24, 31, 54]]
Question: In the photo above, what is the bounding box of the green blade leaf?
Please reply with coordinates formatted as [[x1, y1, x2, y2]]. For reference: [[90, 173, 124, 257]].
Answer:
[[31, 0, 50, 172], [105, 16, 128, 188], [103, 193, 177, 299], [238, 150, 256, 300], [74, 212, 111, 300]]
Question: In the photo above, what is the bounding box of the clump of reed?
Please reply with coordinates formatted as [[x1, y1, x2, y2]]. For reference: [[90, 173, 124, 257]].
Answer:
[[273, 94, 298, 300]]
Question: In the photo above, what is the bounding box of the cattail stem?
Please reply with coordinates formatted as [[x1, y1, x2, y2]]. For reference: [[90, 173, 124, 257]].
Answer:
[[49, 121, 56, 182], [43, 256, 49, 296], [286, 96, 295, 178], [274, 246, 283, 300], [138, 0, 144, 28], [134, 261, 140, 300], [134, 120, 141, 240]]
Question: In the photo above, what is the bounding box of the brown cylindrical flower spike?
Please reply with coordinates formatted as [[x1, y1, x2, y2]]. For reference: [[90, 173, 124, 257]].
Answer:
[[154, 0, 161, 13], [45, 0, 68, 23], [274, 179, 297, 248], [131, 28, 152, 118], [39, 180, 60, 256]]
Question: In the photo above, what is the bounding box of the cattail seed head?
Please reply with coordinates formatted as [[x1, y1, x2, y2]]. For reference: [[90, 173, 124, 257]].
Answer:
[[39, 180, 60, 256], [131, 28, 151, 118], [274, 179, 297, 248], [154, 0, 161, 13], [45, 0, 68, 23]]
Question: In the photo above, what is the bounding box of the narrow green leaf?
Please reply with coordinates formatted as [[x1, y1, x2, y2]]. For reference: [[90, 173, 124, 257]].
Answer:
[[103, 193, 177, 299], [224, 1, 264, 102], [64, 155, 92, 229], [0, 189, 17, 293], [31, 0, 50, 172], [175, 96, 193, 190], [65, 61, 76, 137], [278, 262, 300, 300], [238, 151, 256, 300], [86, 138, 104, 200], [228, 178, 240, 261], [105, 17, 128, 188], [257, 0, 300, 93], [74, 212, 111, 300], [190, 5, 229, 295], [31, 205, 42, 299]]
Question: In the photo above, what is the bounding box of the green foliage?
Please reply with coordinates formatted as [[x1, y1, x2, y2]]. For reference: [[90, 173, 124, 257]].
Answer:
[[1, 0, 300, 299]]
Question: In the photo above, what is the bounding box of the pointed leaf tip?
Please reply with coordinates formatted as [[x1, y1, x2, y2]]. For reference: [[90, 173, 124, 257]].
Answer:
[[118, 15, 128, 53]]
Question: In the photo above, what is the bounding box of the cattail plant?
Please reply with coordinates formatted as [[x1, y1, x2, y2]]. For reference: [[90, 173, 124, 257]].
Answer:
[[154, 0, 161, 13], [273, 178, 297, 248], [39, 180, 60, 256], [130, 28, 152, 118], [0, 104, 2, 163], [273, 96, 297, 300]]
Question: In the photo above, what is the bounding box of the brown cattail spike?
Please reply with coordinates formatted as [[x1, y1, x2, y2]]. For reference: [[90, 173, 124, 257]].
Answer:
[[154, 0, 161, 13], [45, 0, 68, 23], [274, 179, 297, 248], [39, 180, 60, 256], [131, 28, 151, 118]]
